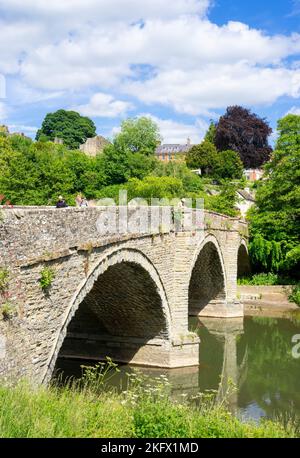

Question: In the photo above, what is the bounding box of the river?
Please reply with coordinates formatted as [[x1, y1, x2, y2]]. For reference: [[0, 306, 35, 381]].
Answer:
[[54, 315, 300, 424]]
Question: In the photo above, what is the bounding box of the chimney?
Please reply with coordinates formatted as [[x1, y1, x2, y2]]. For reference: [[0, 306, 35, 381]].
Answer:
[[187, 137, 191, 146]]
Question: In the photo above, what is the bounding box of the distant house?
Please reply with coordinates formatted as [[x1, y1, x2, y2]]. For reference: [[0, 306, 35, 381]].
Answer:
[[236, 189, 256, 217], [243, 168, 263, 182], [80, 135, 110, 157], [155, 138, 194, 162]]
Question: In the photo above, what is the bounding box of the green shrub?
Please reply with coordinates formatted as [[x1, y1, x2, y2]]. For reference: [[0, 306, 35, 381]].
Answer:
[[289, 284, 300, 306], [0, 269, 9, 291], [40, 267, 56, 291]]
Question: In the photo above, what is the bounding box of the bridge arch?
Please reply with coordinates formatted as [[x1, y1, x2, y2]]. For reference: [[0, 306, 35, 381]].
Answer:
[[188, 235, 227, 316], [237, 239, 251, 278], [43, 248, 172, 382]]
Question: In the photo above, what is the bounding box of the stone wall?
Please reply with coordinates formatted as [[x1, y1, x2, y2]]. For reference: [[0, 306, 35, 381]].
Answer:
[[79, 135, 110, 156], [0, 206, 248, 383]]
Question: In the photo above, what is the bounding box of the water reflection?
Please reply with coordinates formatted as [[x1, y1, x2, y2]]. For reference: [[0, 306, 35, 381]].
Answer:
[[55, 316, 300, 423]]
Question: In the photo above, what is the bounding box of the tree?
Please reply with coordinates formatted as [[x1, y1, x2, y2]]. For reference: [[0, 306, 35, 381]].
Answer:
[[186, 140, 218, 173], [204, 122, 216, 144], [213, 150, 244, 180], [36, 110, 96, 149], [114, 117, 162, 156], [214, 106, 273, 168], [248, 114, 300, 275]]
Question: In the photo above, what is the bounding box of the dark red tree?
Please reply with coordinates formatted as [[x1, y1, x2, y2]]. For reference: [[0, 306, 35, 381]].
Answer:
[[214, 106, 273, 168]]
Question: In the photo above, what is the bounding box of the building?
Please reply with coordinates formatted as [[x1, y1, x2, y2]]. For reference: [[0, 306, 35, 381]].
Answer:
[[243, 168, 263, 182], [79, 135, 110, 157], [236, 189, 256, 218], [155, 138, 194, 162]]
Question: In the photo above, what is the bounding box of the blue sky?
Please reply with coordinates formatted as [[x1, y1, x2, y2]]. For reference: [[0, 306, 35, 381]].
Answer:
[[0, 0, 300, 143]]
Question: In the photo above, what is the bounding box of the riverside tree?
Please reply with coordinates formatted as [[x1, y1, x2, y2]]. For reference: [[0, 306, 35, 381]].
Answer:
[[248, 114, 300, 275]]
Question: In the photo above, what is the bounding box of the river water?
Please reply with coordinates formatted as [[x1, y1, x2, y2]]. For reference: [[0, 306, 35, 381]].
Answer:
[[55, 315, 300, 424]]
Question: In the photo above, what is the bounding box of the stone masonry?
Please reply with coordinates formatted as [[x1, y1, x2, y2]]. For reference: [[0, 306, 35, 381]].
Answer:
[[0, 206, 248, 384]]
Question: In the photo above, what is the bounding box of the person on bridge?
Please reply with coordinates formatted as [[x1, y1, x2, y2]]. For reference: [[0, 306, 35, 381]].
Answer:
[[56, 196, 68, 208]]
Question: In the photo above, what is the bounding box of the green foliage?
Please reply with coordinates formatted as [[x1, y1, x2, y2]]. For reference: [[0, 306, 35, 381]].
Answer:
[[36, 110, 96, 149], [0, 137, 105, 205], [40, 267, 56, 291], [248, 114, 300, 275], [0, 268, 9, 292], [289, 284, 300, 306], [114, 117, 161, 156], [186, 140, 218, 172], [237, 272, 294, 286], [213, 150, 244, 180], [204, 122, 217, 144], [126, 176, 184, 201], [0, 373, 295, 438], [153, 162, 204, 193], [204, 181, 239, 217], [0, 302, 15, 320]]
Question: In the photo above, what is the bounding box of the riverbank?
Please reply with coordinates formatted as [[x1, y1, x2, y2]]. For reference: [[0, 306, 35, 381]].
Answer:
[[0, 374, 297, 438], [238, 285, 299, 317]]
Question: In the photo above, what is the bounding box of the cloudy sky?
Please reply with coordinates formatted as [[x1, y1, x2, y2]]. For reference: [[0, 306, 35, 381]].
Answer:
[[0, 0, 300, 143]]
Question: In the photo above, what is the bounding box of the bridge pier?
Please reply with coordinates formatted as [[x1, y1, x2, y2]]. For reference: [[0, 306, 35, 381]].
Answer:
[[55, 333, 200, 372]]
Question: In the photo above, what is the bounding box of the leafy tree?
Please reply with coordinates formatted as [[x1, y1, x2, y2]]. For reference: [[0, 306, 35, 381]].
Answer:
[[36, 110, 96, 149], [152, 161, 203, 193], [248, 114, 300, 275], [186, 140, 218, 173], [114, 117, 161, 156], [204, 122, 217, 144], [213, 150, 244, 180], [214, 106, 273, 168], [126, 176, 184, 201]]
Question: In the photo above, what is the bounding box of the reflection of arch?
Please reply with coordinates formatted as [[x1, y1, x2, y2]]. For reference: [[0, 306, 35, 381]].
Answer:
[[189, 235, 227, 316], [237, 240, 251, 278], [43, 249, 172, 382]]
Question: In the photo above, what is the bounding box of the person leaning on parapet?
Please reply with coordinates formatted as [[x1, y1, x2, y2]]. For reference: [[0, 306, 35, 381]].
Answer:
[[75, 194, 83, 207], [56, 195, 68, 208], [80, 196, 89, 207]]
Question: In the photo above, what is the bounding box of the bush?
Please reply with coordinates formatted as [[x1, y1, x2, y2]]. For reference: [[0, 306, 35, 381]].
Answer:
[[40, 267, 56, 291]]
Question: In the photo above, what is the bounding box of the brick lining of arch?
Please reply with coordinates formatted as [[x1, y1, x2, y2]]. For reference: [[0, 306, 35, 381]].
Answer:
[[188, 236, 227, 314], [43, 249, 172, 382], [237, 240, 251, 278]]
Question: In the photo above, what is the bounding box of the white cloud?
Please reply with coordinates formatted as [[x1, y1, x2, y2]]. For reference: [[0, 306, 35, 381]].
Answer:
[[144, 114, 208, 143], [8, 124, 38, 135], [72, 93, 133, 117], [287, 106, 300, 115], [126, 63, 300, 115], [0, 0, 300, 120], [0, 102, 7, 120]]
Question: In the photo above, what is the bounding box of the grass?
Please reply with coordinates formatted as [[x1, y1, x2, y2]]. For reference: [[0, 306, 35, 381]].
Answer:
[[238, 272, 297, 286], [0, 362, 297, 438]]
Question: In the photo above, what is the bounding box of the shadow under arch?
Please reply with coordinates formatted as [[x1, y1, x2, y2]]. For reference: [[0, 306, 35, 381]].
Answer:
[[237, 240, 251, 278], [188, 235, 227, 317], [43, 248, 172, 383]]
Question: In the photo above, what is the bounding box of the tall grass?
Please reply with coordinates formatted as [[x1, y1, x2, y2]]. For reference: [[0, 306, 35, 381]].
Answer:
[[0, 362, 297, 438]]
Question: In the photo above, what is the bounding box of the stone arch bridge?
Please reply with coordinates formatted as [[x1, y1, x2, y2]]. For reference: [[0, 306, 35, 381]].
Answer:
[[0, 206, 249, 383]]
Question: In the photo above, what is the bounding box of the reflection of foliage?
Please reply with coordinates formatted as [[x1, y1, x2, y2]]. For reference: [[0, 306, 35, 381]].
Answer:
[[238, 318, 300, 421], [251, 316, 278, 327]]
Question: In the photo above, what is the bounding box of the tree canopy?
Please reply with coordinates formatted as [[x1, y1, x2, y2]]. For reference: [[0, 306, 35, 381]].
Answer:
[[36, 109, 96, 149], [248, 114, 300, 275], [214, 106, 273, 169], [114, 117, 161, 156], [186, 140, 218, 173]]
